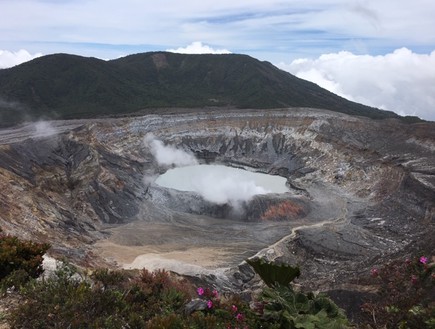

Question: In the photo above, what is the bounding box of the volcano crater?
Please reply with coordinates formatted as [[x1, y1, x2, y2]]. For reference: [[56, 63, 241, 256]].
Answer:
[[148, 163, 310, 222], [0, 108, 433, 293]]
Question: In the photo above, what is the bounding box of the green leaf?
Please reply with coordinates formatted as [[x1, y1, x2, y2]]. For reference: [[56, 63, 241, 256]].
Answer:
[[246, 258, 300, 287]]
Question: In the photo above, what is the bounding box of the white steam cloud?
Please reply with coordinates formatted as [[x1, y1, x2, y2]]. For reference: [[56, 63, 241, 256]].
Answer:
[[146, 136, 287, 206], [0, 49, 42, 69], [167, 41, 232, 55], [155, 165, 288, 205], [189, 167, 270, 205], [278, 48, 435, 121], [145, 134, 198, 167], [33, 121, 58, 138]]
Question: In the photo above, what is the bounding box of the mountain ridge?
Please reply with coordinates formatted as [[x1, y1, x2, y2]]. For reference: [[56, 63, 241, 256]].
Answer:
[[0, 51, 414, 127]]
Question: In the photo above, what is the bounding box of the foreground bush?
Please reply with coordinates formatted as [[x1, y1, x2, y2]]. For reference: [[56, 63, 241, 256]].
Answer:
[[4, 229, 434, 328], [0, 228, 50, 290], [11, 263, 195, 328], [10, 264, 257, 328], [8, 258, 350, 329], [361, 255, 434, 328]]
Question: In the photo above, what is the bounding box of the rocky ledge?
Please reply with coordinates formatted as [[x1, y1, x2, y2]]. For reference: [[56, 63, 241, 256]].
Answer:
[[0, 108, 434, 310]]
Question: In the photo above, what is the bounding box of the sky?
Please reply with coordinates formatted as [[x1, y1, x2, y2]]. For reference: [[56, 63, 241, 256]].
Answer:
[[1, 0, 434, 121]]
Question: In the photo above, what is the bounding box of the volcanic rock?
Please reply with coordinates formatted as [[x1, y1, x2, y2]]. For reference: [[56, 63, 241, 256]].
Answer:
[[0, 108, 433, 296]]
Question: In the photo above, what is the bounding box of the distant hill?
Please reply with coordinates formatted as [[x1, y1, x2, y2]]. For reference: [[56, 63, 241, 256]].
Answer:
[[0, 51, 411, 127]]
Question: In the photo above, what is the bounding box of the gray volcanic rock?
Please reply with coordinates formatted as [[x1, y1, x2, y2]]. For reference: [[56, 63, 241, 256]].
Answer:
[[0, 108, 433, 294]]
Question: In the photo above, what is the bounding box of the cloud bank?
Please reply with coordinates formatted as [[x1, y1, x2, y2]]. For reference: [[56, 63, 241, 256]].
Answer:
[[0, 49, 42, 69], [279, 48, 435, 121], [167, 41, 231, 54]]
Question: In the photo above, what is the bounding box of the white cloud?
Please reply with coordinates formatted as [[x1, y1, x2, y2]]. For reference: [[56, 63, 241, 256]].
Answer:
[[278, 48, 435, 121], [167, 41, 231, 54], [0, 49, 42, 69], [1, 1, 435, 62]]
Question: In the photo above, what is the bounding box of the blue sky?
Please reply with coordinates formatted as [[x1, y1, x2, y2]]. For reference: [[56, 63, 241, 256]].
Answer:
[[1, 0, 435, 120]]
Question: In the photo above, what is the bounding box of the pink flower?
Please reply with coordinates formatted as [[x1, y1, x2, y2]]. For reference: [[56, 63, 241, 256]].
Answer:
[[207, 300, 213, 309], [420, 256, 428, 264], [197, 287, 204, 296], [231, 304, 238, 313], [236, 313, 244, 321], [212, 289, 219, 298], [370, 268, 379, 278]]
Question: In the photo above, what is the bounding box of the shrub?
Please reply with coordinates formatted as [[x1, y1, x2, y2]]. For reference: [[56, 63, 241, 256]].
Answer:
[[125, 268, 194, 320], [188, 285, 258, 328], [11, 262, 132, 328], [361, 255, 434, 328], [247, 259, 351, 329], [90, 267, 131, 290], [6, 252, 352, 329], [10, 265, 196, 328], [146, 313, 186, 329], [0, 269, 31, 291], [0, 228, 50, 289]]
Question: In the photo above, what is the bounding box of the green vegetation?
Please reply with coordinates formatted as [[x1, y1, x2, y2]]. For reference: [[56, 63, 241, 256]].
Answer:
[[0, 228, 50, 291], [246, 258, 301, 287], [2, 259, 350, 329], [260, 284, 350, 329], [247, 259, 350, 328], [1, 231, 350, 328], [1, 232, 433, 328], [0, 52, 407, 127], [10, 264, 194, 328], [361, 256, 435, 328]]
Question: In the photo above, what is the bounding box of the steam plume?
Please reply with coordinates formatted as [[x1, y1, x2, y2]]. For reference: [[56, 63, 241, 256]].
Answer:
[[155, 165, 282, 205], [191, 168, 270, 205], [146, 135, 287, 207], [33, 121, 58, 137], [144, 134, 198, 167]]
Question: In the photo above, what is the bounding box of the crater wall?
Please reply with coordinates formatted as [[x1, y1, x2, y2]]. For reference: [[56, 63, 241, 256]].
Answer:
[[0, 108, 433, 291]]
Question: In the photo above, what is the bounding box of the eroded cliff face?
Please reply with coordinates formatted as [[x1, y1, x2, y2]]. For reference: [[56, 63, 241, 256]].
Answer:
[[0, 108, 434, 292]]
